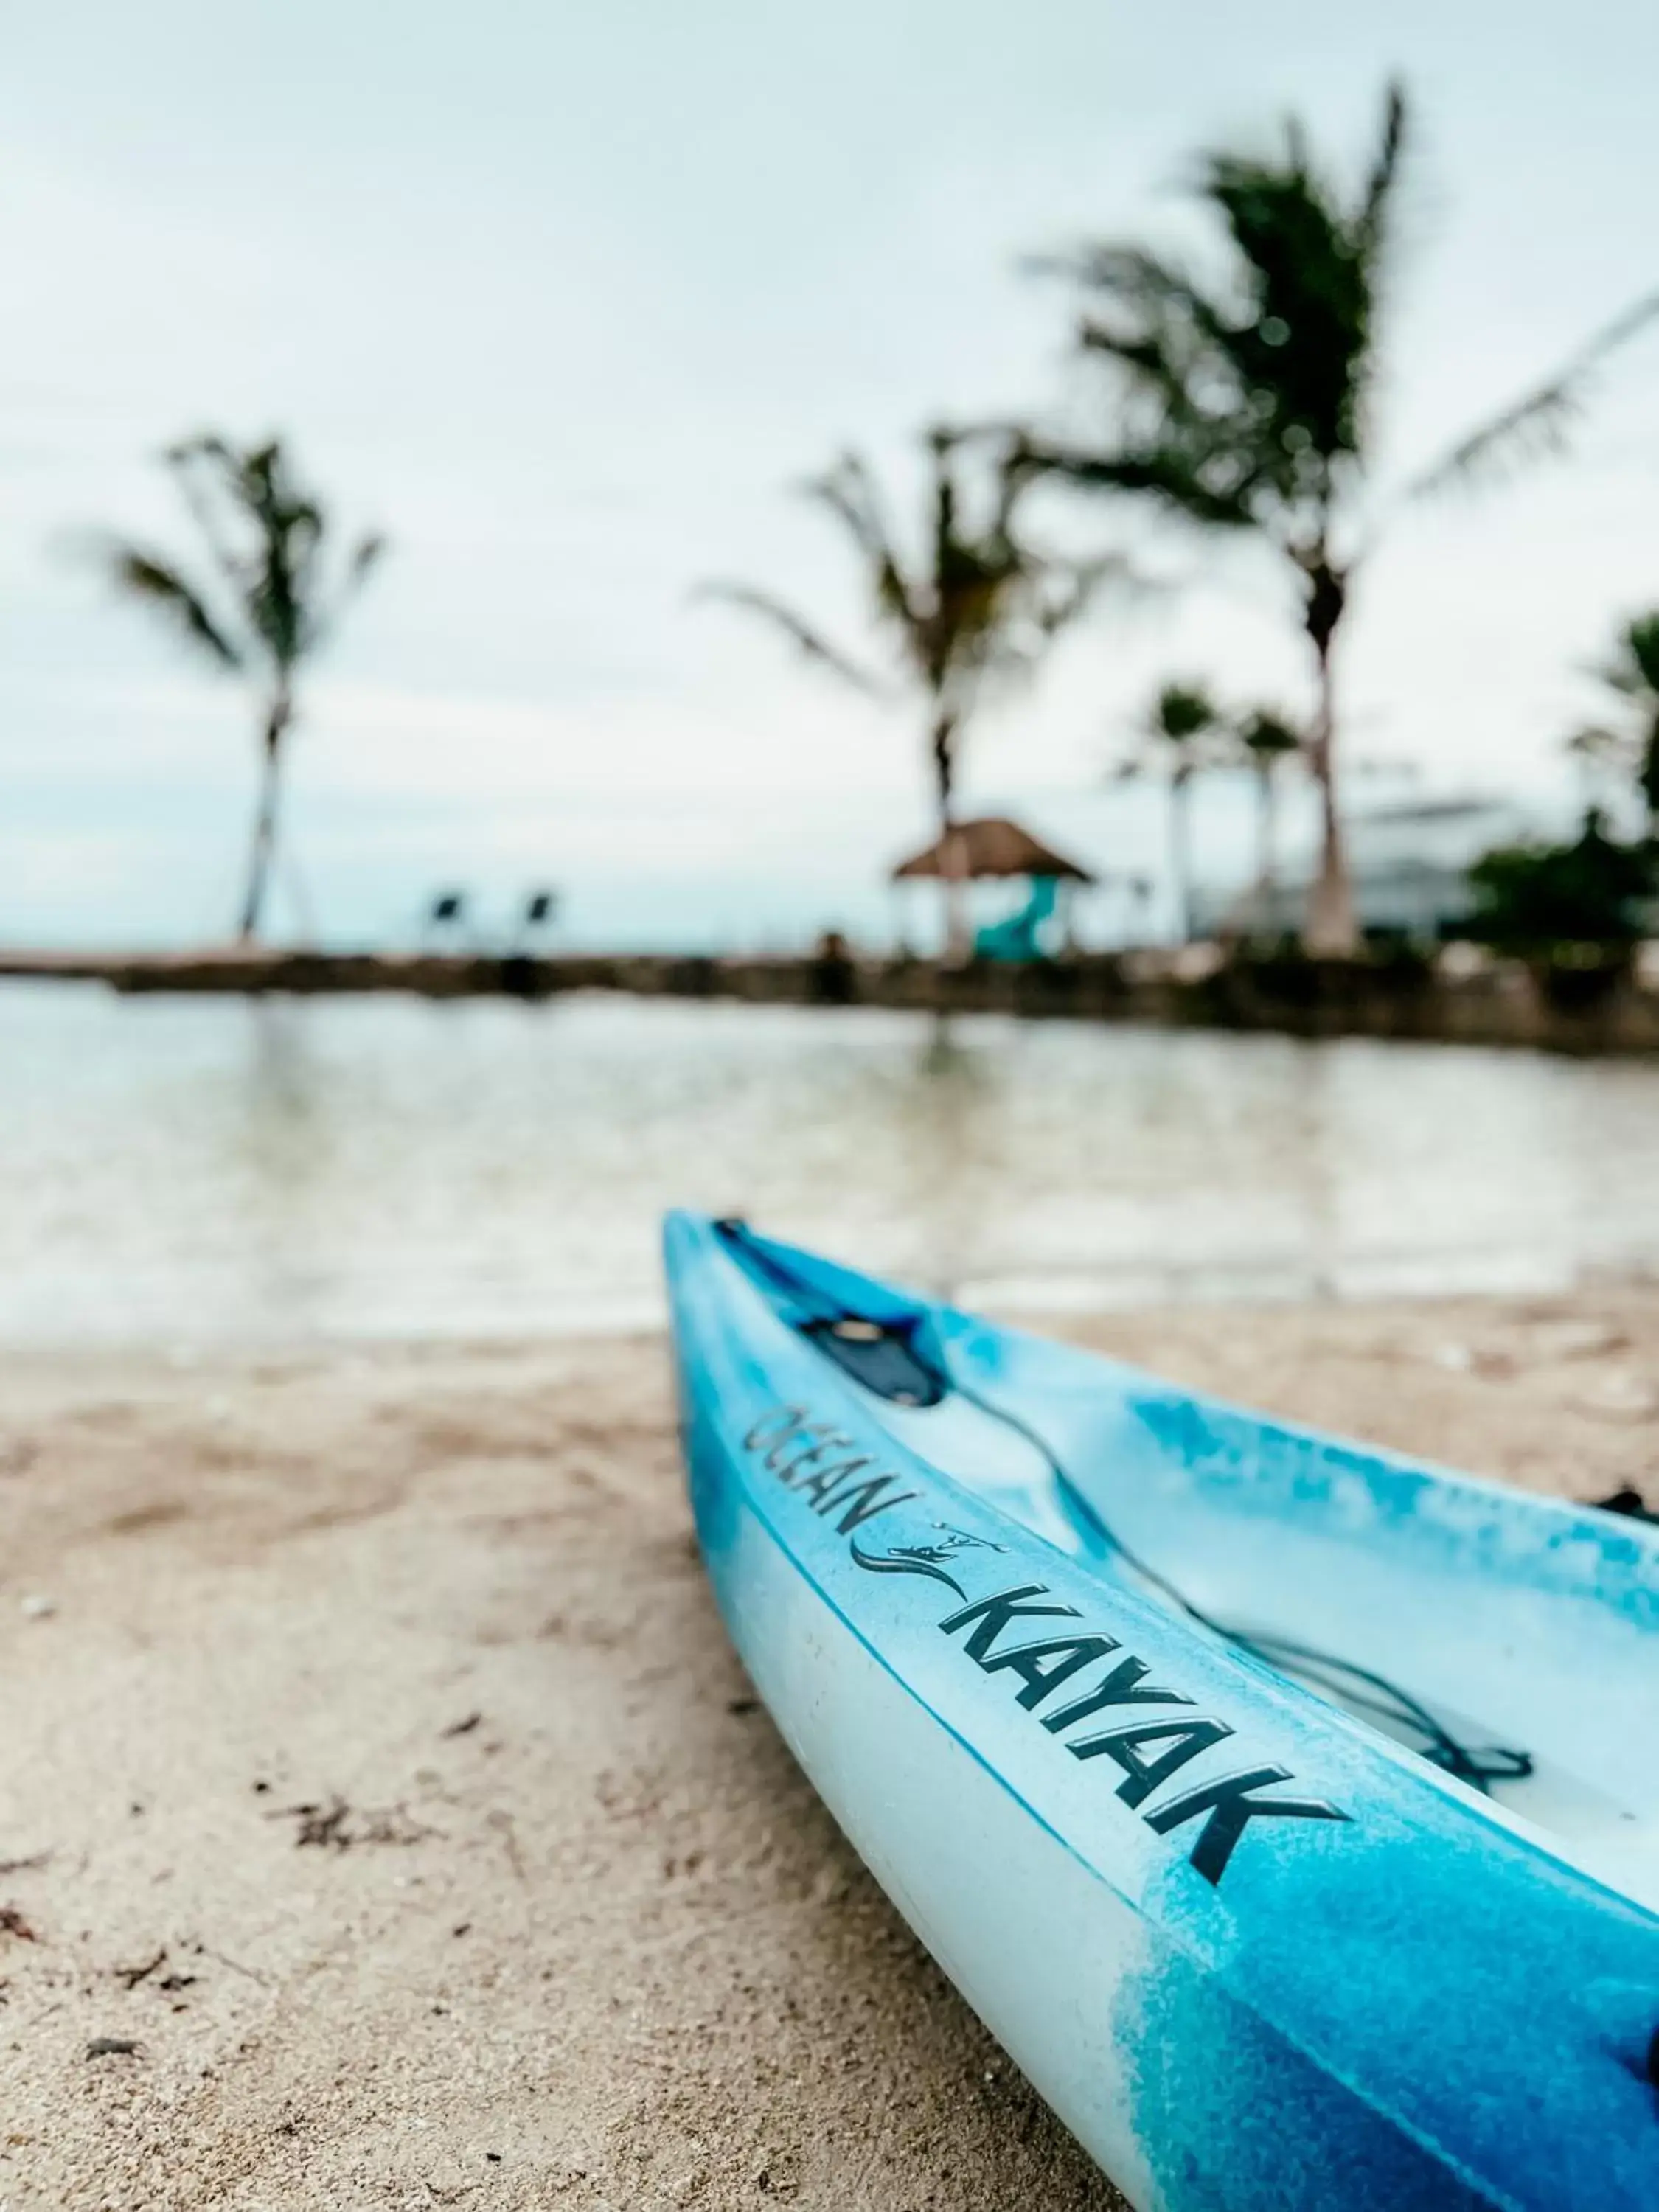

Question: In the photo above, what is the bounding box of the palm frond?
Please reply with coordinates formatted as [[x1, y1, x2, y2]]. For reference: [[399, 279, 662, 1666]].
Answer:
[[347, 530, 387, 584], [799, 453, 880, 554], [158, 430, 377, 675], [694, 582, 887, 695], [1034, 552, 1141, 638], [1409, 288, 1659, 500], [799, 454, 914, 630], [713, 428, 1110, 777], [165, 432, 240, 487], [1206, 157, 1376, 467], [106, 548, 243, 669], [1354, 80, 1409, 264], [1147, 678, 1224, 742], [1078, 316, 1220, 437], [164, 435, 254, 602], [301, 530, 389, 654], [1409, 380, 1578, 501], [1563, 614, 1659, 817], [1596, 611, 1659, 698], [246, 450, 312, 667], [1032, 201, 1360, 509], [1237, 706, 1305, 762], [1071, 248, 1257, 451], [1057, 245, 1232, 340], [1113, 676, 1231, 786], [1016, 437, 1258, 531]]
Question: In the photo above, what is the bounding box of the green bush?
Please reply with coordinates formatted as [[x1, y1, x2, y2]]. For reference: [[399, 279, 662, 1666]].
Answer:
[[1466, 812, 1654, 953]]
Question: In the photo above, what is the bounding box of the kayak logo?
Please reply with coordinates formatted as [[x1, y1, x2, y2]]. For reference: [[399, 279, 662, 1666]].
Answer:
[[846, 1526, 1009, 1601], [742, 1406, 1349, 1889]]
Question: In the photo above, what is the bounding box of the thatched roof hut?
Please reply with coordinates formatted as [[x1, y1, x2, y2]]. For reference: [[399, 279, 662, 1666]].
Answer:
[[890, 815, 1096, 884]]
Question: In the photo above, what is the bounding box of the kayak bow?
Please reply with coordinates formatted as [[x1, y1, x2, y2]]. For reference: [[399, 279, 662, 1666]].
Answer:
[[664, 1211, 1659, 2211]]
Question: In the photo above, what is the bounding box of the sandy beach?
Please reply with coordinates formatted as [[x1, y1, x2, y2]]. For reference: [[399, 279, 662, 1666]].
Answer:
[[4, 1288, 1658, 2211]]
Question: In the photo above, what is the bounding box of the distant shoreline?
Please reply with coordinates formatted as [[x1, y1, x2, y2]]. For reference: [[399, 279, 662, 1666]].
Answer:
[[4, 942, 1659, 1055]]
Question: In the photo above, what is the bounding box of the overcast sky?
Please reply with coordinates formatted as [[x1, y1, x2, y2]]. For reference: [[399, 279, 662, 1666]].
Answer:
[[4, 1, 1656, 947]]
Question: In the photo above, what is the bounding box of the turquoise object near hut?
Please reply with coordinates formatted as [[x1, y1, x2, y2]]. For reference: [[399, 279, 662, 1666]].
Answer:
[[973, 876, 1059, 961]]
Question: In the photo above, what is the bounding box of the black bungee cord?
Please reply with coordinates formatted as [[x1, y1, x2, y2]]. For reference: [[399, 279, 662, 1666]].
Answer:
[[715, 1220, 1534, 1796]]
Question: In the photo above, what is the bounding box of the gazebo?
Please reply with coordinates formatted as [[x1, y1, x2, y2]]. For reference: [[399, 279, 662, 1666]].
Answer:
[[889, 815, 1096, 959]]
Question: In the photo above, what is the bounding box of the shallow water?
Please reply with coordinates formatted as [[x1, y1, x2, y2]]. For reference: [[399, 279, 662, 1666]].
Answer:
[[4, 982, 1659, 1343]]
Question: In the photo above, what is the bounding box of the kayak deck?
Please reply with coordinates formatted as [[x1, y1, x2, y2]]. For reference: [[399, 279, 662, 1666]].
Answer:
[[894, 1377, 1658, 1910], [667, 1211, 1659, 2212], [718, 1217, 1659, 1913]]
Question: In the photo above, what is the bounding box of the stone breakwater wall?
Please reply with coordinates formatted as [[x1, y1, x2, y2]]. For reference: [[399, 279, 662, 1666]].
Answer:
[[4, 945, 1659, 1054]]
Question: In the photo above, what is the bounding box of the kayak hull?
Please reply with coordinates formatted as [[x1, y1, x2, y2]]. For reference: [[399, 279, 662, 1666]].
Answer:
[[665, 1212, 1659, 2212]]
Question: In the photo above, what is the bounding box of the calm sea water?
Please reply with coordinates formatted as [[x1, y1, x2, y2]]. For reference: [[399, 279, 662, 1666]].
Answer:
[[5, 982, 1659, 1344]]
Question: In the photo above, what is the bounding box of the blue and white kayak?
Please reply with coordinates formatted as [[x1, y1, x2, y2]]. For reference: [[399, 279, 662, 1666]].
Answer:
[[664, 1211, 1659, 2212]]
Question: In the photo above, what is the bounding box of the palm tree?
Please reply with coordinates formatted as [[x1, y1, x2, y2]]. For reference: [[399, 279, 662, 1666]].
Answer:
[[701, 426, 1113, 956], [1119, 679, 1229, 943], [1018, 81, 1659, 955], [1234, 707, 1305, 933], [104, 434, 385, 941], [1567, 613, 1659, 823]]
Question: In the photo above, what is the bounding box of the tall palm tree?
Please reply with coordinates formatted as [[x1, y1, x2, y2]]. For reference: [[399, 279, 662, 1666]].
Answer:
[[1018, 81, 1659, 955], [1234, 706, 1304, 933], [105, 434, 385, 941], [701, 426, 1113, 956], [1567, 612, 1659, 823], [1120, 679, 1229, 943]]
